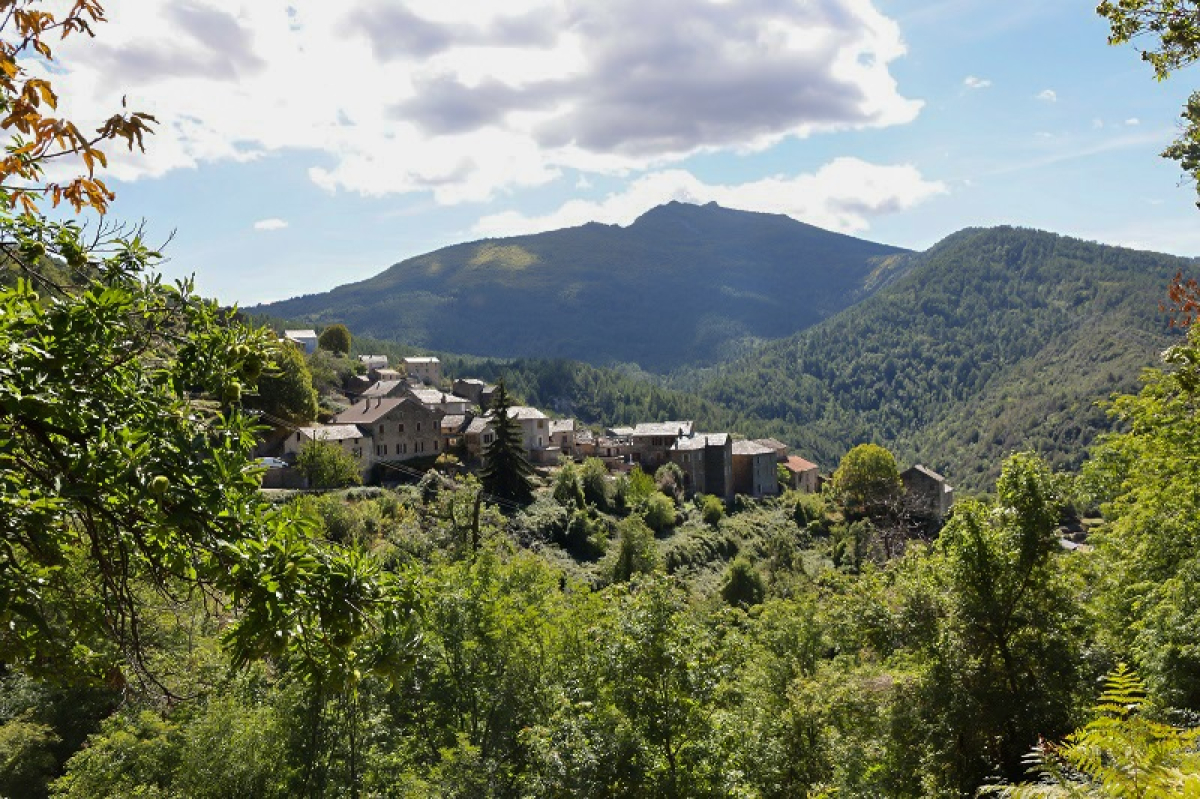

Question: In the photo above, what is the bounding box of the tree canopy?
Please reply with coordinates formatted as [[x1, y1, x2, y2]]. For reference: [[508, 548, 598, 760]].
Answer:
[[479, 379, 534, 506], [318, 324, 351, 355]]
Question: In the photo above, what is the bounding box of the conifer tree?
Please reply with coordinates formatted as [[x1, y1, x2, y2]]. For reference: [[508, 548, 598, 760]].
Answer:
[[480, 379, 534, 506]]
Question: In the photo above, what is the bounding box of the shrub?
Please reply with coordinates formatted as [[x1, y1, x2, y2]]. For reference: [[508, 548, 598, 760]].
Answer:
[[642, 492, 678, 532]]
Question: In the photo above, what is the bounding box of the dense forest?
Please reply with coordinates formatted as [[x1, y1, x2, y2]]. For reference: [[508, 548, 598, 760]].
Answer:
[[675, 226, 1189, 489]]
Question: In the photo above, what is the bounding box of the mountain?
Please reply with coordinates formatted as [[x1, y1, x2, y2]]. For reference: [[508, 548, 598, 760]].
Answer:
[[254, 201, 909, 372], [677, 226, 1191, 489]]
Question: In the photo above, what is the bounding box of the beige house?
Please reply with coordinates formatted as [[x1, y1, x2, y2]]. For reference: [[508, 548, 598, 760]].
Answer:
[[631, 421, 695, 470], [462, 406, 553, 462], [333, 396, 446, 463], [549, 419, 577, 459], [782, 456, 820, 493], [403, 356, 441, 385], [732, 440, 779, 497], [283, 424, 371, 476], [452, 378, 496, 408], [668, 432, 733, 504]]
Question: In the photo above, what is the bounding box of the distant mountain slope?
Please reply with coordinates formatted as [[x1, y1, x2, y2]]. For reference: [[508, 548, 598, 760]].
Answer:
[[254, 201, 909, 371], [680, 226, 1191, 489]]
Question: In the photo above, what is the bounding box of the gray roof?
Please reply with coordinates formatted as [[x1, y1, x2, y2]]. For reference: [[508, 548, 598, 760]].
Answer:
[[633, 421, 694, 438], [333, 397, 405, 425], [608, 426, 635, 437], [404, 356, 440, 365], [361, 379, 405, 398], [298, 424, 364, 441], [465, 416, 493, 435], [549, 419, 575, 435], [508, 405, 548, 420], [441, 414, 468, 431], [284, 329, 317, 339], [732, 440, 776, 456], [671, 432, 729, 452], [753, 437, 789, 452], [455, 378, 486, 387], [409, 388, 469, 406], [904, 464, 947, 483]]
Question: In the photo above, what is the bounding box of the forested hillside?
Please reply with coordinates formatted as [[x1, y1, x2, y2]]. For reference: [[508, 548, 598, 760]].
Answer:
[[680, 226, 1191, 489], [255, 201, 909, 371]]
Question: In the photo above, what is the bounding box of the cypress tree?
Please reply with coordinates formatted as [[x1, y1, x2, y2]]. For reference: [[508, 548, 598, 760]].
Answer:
[[480, 379, 535, 506]]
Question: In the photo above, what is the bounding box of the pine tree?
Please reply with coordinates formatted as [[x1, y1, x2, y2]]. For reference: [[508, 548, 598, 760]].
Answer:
[[480, 379, 535, 506]]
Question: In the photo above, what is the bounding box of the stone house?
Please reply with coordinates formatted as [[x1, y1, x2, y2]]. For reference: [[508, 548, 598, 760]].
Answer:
[[333, 396, 446, 462], [358, 355, 388, 375], [668, 432, 733, 504], [901, 465, 954, 519], [782, 456, 820, 493], [549, 419, 576, 459], [282, 424, 371, 476], [406, 387, 472, 416], [631, 421, 695, 470], [576, 430, 633, 463], [403, 356, 441, 385], [462, 406, 553, 463], [732, 440, 779, 497], [452, 378, 496, 408]]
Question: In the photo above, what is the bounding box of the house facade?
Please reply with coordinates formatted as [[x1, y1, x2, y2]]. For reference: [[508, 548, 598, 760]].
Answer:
[[732, 440, 779, 497], [901, 465, 954, 519], [632, 421, 695, 470], [403, 356, 441, 385], [333, 396, 446, 463], [782, 456, 820, 493], [668, 433, 733, 504]]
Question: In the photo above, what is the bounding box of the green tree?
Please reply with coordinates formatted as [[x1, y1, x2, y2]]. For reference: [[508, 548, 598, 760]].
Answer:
[[921, 453, 1084, 792], [250, 342, 318, 425], [317, 324, 351, 355], [609, 515, 660, 583], [480, 379, 534, 506], [829, 443, 901, 520], [1083, 322, 1200, 707], [579, 457, 611, 511], [297, 440, 363, 489], [641, 491, 677, 532], [720, 557, 765, 609], [552, 462, 586, 511]]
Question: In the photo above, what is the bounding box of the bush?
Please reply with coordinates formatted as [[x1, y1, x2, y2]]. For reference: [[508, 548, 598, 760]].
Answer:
[[608, 515, 659, 583], [721, 557, 766, 608], [579, 458, 611, 511], [642, 492, 678, 533], [296, 440, 362, 489], [700, 494, 725, 526]]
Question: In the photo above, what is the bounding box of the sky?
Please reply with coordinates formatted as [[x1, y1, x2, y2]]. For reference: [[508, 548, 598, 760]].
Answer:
[[32, 0, 1200, 305]]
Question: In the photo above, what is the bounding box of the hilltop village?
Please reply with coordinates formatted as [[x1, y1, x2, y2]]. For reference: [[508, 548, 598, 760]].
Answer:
[[264, 329, 954, 518]]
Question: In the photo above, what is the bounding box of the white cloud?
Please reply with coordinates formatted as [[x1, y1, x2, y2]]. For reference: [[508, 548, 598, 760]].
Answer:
[[473, 159, 947, 237], [964, 75, 991, 89], [1092, 118, 1104, 129], [1037, 89, 1056, 102], [254, 217, 289, 231], [1125, 117, 1141, 125], [44, 0, 921, 203]]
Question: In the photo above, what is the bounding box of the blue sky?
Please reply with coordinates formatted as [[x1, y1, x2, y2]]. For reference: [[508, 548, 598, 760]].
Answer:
[[41, 0, 1200, 305]]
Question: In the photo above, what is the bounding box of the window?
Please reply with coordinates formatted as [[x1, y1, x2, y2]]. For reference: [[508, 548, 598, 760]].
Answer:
[[399, 423, 405, 433], [378, 424, 385, 434], [417, 422, 422, 432], [434, 440, 439, 450]]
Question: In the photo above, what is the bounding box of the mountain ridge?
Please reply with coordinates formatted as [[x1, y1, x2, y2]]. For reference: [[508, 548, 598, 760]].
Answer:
[[254, 201, 911, 371]]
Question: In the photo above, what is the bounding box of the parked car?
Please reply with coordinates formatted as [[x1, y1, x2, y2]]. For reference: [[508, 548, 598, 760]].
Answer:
[[257, 457, 289, 469]]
